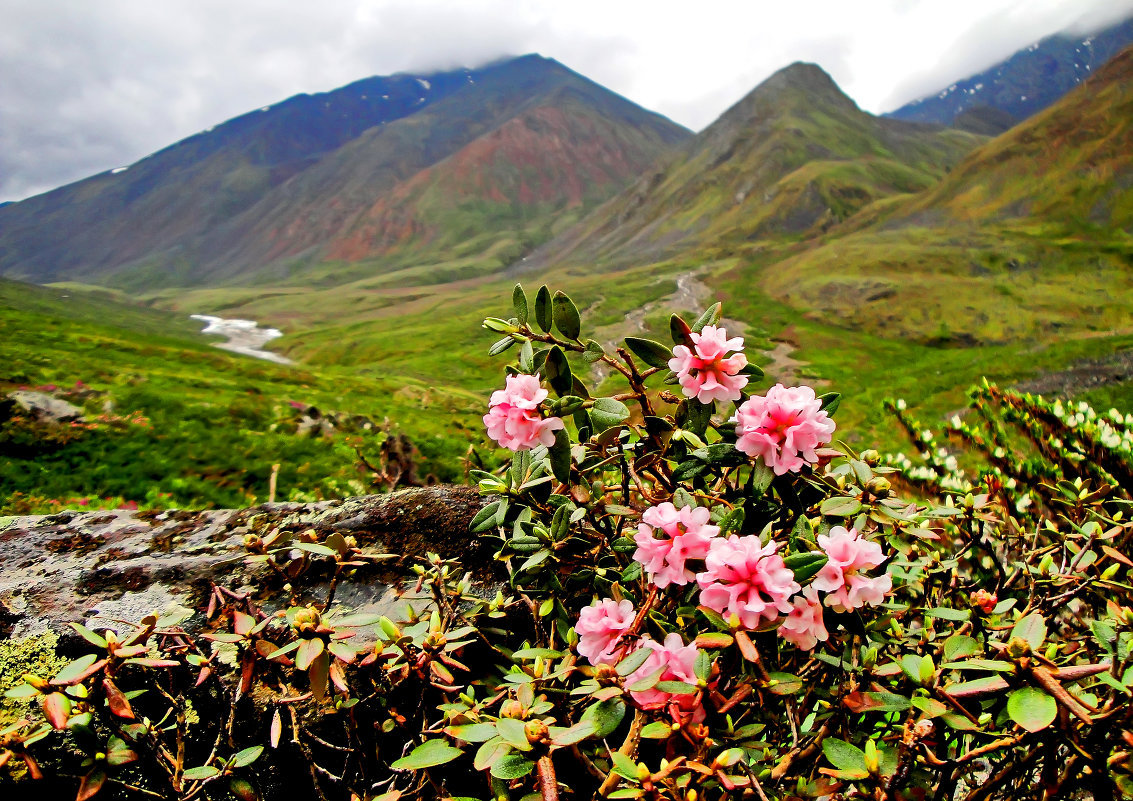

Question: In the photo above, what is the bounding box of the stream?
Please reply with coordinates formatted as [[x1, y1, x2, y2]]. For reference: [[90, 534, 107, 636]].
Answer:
[[190, 315, 293, 364]]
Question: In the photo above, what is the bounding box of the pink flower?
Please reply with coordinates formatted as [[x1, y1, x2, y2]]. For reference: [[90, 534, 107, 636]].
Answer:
[[574, 598, 637, 665], [696, 536, 800, 628], [812, 526, 892, 612], [778, 586, 829, 650], [633, 503, 720, 588], [732, 384, 836, 475], [668, 325, 749, 404], [483, 373, 565, 451], [626, 633, 705, 723]]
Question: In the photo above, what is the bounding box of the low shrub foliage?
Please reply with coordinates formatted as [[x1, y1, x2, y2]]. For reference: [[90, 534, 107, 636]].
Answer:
[[4, 285, 1133, 800]]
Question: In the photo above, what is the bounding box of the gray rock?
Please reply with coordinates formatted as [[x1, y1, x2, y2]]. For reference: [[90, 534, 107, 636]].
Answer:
[[7, 390, 85, 424]]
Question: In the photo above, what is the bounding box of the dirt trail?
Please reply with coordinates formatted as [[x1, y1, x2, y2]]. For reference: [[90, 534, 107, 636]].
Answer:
[[585, 271, 822, 388]]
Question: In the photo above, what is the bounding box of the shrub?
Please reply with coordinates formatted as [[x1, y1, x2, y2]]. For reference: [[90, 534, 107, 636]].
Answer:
[[4, 285, 1132, 800]]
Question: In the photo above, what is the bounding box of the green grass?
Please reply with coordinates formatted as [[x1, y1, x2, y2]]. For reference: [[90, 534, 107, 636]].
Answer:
[[0, 279, 484, 513]]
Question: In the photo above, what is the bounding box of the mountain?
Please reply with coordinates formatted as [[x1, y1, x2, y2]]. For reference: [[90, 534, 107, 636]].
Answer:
[[0, 55, 689, 289], [522, 62, 982, 272], [756, 44, 1133, 344], [887, 15, 1133, 133]]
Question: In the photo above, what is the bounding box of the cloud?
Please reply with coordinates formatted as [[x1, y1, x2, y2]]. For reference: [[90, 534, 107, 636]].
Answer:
[[1, 0, 1130, 201]]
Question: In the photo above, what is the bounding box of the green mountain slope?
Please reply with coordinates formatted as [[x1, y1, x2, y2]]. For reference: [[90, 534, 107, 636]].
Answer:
[[523, 62, 983, 272], [760, 45, 1133, 345], [0, 277, 483, 512]]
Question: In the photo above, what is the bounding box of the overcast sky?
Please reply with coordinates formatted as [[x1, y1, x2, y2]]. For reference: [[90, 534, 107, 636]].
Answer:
[[2, 0, 1131, 202]]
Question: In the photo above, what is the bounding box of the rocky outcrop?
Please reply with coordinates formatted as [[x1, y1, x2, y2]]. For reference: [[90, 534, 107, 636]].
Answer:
[[0, 486, 486, 638], [4, 391, 85, 424]]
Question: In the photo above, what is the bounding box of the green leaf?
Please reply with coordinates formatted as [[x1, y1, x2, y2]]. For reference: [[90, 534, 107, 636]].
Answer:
[[590, 398, 630, 432], [927, 607, 971, 622], [691, 302, 722, 333], [183, 765, 220, 781], [392, 739, 465, 770], [583, 339, 605, 363], [470, 501, 502, 533], [820, 496, 862, 517], [545, 346, 573, 397], [446, 723, 499, 743], [511, 647, 564, 660], [512, 284, 529, 325], [640, 721, 674, 739], [491, 753, 535, 780], [519, 340, 534, 372], [655, 680, 697, 694], [473, 738, 509, 771], [296, 638, 325, 672], [685, 399, 713, 435], [624, 337, 673, 369], [495, 718, 533, 751], [1007, 687, 1057, 732], [552, 291, 581, 340], [610, 751, 639, 780], [70, 623, 108, 649], [489, 336, 519, 357], [822, 738, 867, 772], [616, 648, 652, 677], [943, 635, 980, 662], [783, 552, 828, 583], [818, 392, 841, 415], [581, 698, 626, 738], [51, 654, 103, 687], [1011, 613, 1047, 649], [669, 314, 694, 348], [549, 428, 572, 484], [766, 672, 803, 695], [941, 659, 1014, 672], [534, 286, 553, 332], [231, 746, 263, 768], [292, 541, 337, 557]]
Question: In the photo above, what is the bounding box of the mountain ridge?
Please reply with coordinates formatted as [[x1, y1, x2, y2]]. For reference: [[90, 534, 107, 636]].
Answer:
[[0, 54, 690, 289]]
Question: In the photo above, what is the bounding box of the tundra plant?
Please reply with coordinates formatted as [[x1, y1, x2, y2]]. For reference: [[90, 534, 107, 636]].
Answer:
[[4, 284, 1132, 801]]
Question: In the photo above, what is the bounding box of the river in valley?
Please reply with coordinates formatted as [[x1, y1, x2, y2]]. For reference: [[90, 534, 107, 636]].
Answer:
[[190, 314, 293, 364]]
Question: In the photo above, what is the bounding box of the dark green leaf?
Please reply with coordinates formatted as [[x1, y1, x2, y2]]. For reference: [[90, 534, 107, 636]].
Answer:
[[544, 346, 573, 397], [590, 398, 630, 432], [470, 501, 502, 533], [535, 286, 553, 332], [495, 718, 532, 751], [669, 314, 694, 348], [818, 392, 841, 415], [783, 552, 828, 583], [581, 698, 626, 738], [512, 284, 529, 325], [624, 337, 673, 369], [183, 765, 220, 781], [549, 429, 572, 484], [231, 746, 263, 768], [616, 648, 652, 676], [552, 291, 581, 340]]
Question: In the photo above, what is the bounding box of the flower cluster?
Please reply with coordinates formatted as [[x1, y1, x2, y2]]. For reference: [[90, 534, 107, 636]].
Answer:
[[668, 325, 748, 404], [483, 373, 564, 451], [733, 383, 836, 475], [632, 503, 719, 588]]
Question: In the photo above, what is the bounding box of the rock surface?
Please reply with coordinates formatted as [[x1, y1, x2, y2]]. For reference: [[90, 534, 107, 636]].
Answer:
[[0, 485, 486, 638], [5, 390, 85, 424]]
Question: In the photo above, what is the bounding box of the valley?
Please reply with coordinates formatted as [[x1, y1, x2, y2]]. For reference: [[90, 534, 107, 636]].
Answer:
[[2, 27, 1132, 514]]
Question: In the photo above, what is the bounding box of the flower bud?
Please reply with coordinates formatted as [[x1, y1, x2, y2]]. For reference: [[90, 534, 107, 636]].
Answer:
[[500, 699, 525, 719], [635, 763, 650, 782], [860, 449, 881, 467], [866, 477, 891, 498], [1006, 636, 1031, 659], [524, 720, 549, 744], [970, 589, 997, 614], [243, 534, 264, 552]]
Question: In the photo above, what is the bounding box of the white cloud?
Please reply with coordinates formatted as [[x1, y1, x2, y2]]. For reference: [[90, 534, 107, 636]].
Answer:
[[1, 0, 1131, 201]]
